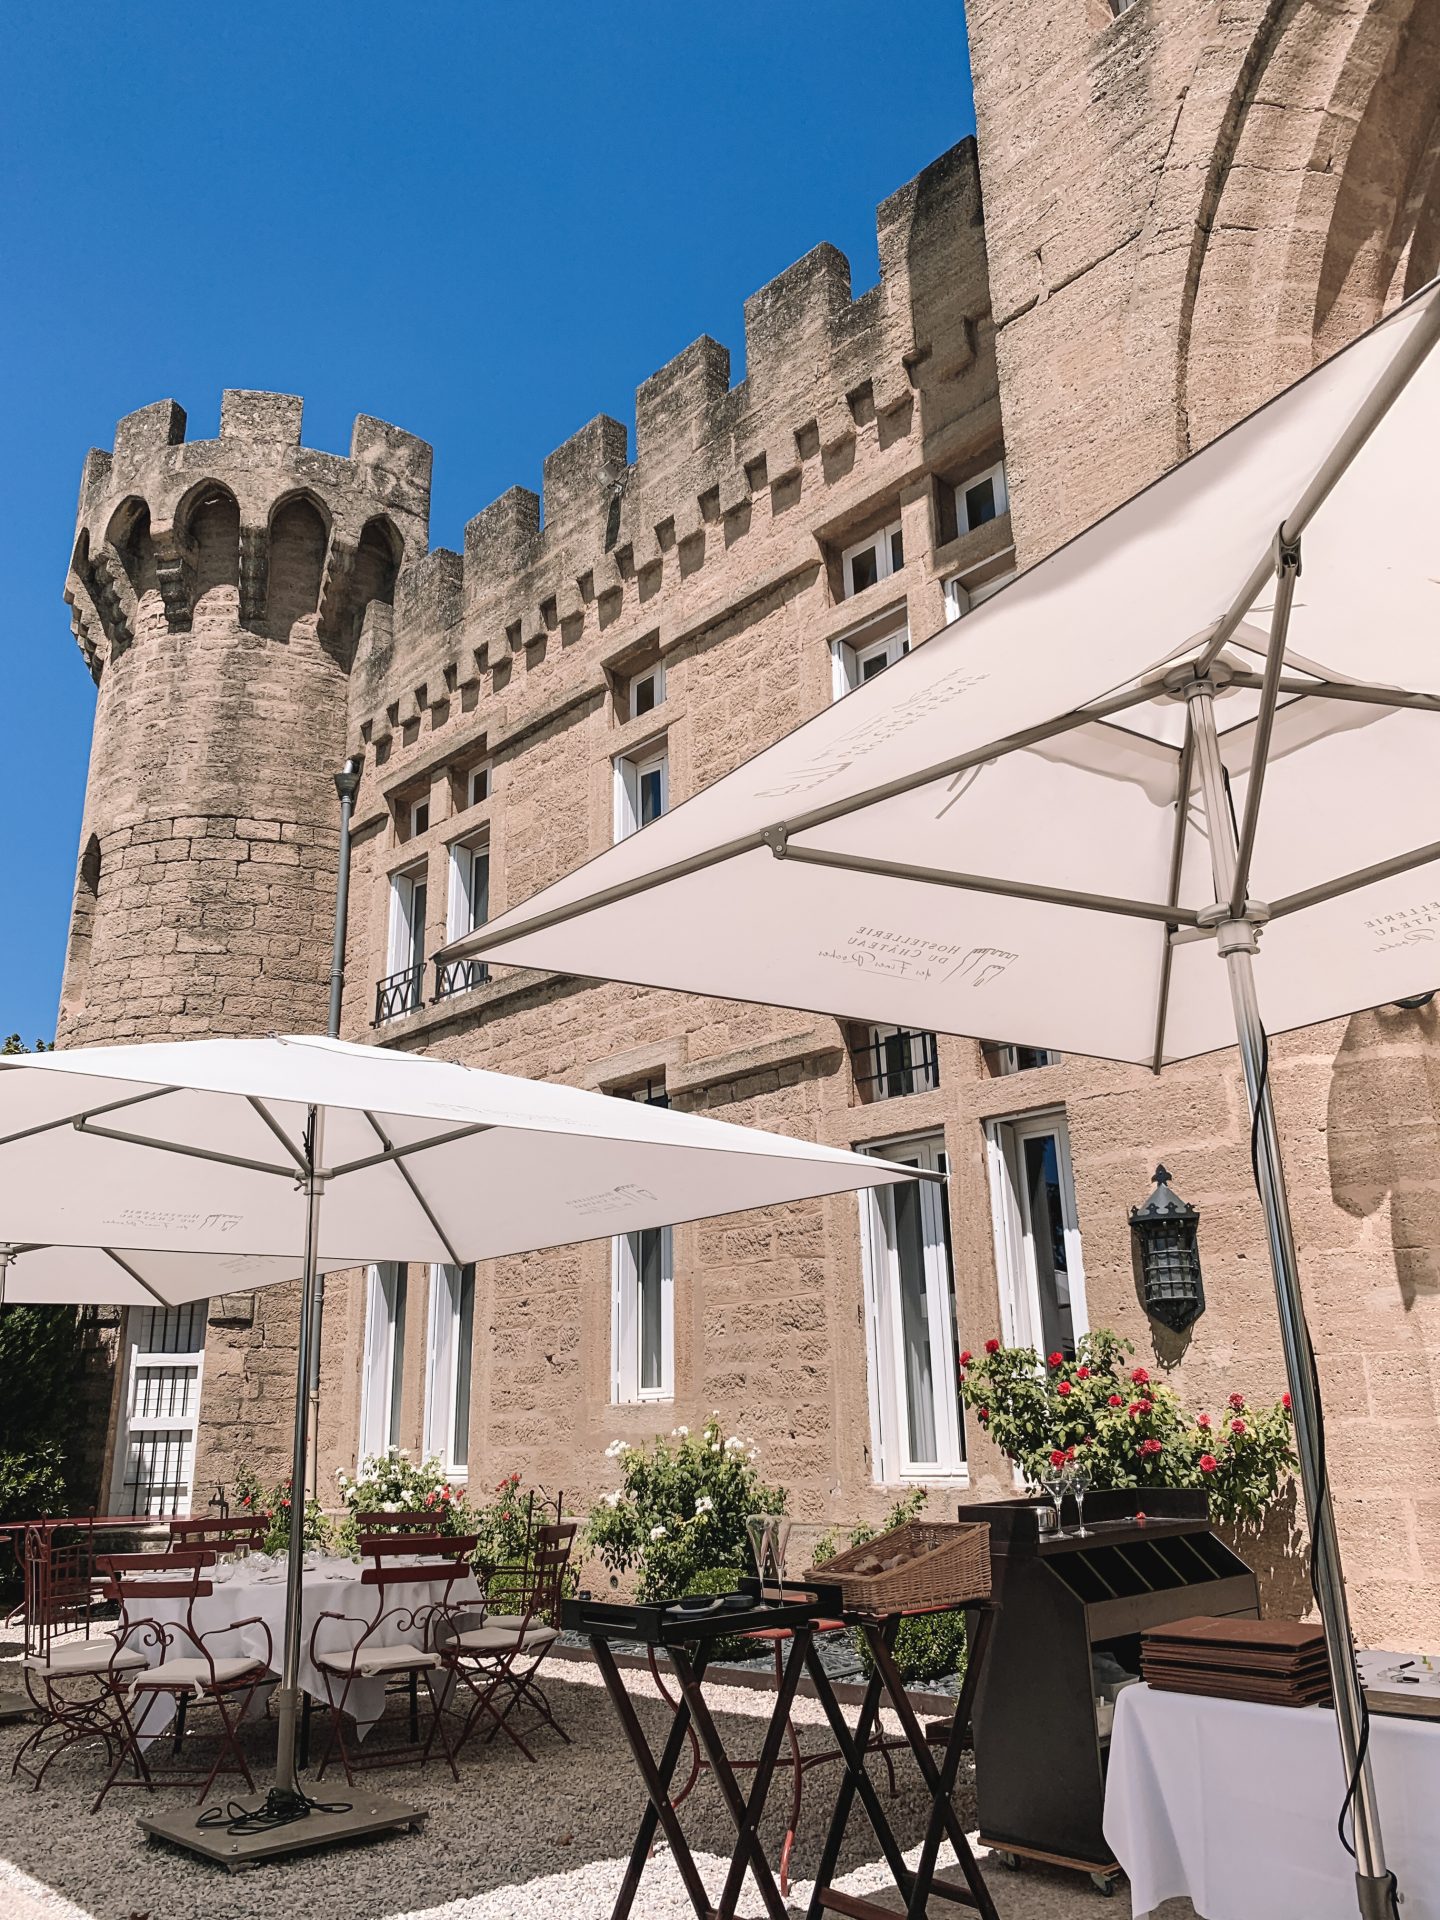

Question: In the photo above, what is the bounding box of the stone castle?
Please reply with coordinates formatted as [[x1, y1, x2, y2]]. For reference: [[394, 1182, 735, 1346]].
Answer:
[[57, 0, 1440, 1639]]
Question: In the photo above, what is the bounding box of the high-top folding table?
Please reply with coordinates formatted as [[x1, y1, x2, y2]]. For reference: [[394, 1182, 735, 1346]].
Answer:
[[566, 1583, 999, 1920]]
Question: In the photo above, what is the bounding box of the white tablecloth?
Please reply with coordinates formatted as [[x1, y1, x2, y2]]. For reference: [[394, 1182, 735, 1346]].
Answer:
[[130, 1555, 482, 1742], [1104, 1679, 1440, 1918]]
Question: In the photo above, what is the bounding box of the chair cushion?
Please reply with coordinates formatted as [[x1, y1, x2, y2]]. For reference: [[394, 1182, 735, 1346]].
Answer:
[[449, 1623, 557, 1656], [316, 1641, 439, 1677], [25, 1637, 146, 1678], [135, 1655, 262, 1691]]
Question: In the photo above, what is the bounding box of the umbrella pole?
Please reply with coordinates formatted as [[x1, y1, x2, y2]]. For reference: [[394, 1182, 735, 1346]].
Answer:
[[272, 1102, 325, 1805], [1187, 680, 1393, 1919]]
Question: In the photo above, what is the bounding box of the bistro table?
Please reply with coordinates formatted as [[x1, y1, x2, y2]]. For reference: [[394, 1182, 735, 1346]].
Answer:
[[1103, 1673, 1440, 1919], [128, 1552, 483, 1744]]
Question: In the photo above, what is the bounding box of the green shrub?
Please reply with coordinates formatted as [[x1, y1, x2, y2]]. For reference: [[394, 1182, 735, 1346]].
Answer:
[[585, 1418, 786, 1602]]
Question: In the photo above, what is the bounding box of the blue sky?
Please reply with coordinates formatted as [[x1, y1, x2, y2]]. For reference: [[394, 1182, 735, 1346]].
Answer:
[[0, 4, 975, 1043]]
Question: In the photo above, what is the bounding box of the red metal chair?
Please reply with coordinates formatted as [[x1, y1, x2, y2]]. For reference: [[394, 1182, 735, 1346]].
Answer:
[[309, 1534, 476, 1785], [168, 1514, 269, 1555], [10, 1528, 149, 1794], [438, 1520, 576, 1761], [91, 1553, 273, 1812]]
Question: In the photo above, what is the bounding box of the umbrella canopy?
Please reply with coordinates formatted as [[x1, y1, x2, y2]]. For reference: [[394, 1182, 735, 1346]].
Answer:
[[0, 1033, 920, 1264], [0, 1240, 348, 1308], [448, 278, 1440, 1068]]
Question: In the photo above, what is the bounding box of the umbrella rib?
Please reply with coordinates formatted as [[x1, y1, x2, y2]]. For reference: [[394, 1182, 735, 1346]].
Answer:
[[358, 1111, 465, 1266], [0, 1084, 175, 1150], [774, 844, 1197, 925], [247, 1097, 310, 1173], [1224, 670, 1440, 714], [1196, 279, 1440, 676], [326, 1122, 493, 1179], [444, 681, 1162, 963], [71, 1120, 296, 1178], [1151, 714, 1197, 1075], [101, 1249, 171, 1308], [1229, 534, 1301, 917], [1269, 838, 1440, 918]]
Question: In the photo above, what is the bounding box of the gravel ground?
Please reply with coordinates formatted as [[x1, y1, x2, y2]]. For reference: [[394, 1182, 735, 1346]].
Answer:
[[0, 1640, 1197, 1920]]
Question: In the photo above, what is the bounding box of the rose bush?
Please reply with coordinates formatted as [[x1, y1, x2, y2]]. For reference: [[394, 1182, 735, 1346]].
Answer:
[[957, 1328, 1294, 1525], [585, 1417, 785, 1601], [233, 1463, 333, 1555], [333, 1446, 471, 1555]]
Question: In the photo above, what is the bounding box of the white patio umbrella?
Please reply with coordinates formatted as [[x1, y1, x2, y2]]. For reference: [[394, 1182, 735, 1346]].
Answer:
[[447, 278, 1440, 1918], [0, 1241, 349, 1307], [0, 1033, 921, 1849]]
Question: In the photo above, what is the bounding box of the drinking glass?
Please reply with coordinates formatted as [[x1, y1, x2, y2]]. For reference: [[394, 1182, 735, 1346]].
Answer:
[[1070, 1465, 1091, 1538], [1045, 1473, 1067, 1539], [747, 1514, 792, 1604]]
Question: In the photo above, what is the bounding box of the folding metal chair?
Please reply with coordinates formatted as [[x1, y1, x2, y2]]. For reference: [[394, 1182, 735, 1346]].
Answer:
[[439, 1519, 576, 1761], [168, 1513, 269, 1555], [309, 1534, 476, 1785], [91, 1553, 272, 1813]]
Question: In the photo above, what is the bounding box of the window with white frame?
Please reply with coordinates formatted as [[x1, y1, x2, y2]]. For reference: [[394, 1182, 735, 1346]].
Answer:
[[111, 1302, 208, 1516], [423, 1263, 475, 1475], [944, 566, 1017, 623], [437, 834, 489, 998], [627, 661, 665, 719], [409, 794, 431, 838], [840, 520, 904, 599], [858, 1135, 965, 1481], [380, 864, 427, 1018], [359, 1262, 408, 1461], [853, 1025, 940, 1101], [612, 1226, 673, 1402], [955, 461, 1008, 536], [466, 760, 491, 808], [830, 624, 910, 700], [985, 1110, 1088, 1362], [614, 740, 668, 841], [985, 1042, 1062, 1076]]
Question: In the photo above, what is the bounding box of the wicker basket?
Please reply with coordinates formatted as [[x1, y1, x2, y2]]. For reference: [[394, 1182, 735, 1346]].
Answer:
[[806, 1519, 991, 1614]]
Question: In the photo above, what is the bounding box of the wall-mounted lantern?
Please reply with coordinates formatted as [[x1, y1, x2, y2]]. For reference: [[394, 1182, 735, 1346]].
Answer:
[[1130, 1164, 1204, 1333]]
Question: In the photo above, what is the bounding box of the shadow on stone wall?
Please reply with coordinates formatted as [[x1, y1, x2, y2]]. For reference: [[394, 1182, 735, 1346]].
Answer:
[[1221, 1478, 1311, 1620]]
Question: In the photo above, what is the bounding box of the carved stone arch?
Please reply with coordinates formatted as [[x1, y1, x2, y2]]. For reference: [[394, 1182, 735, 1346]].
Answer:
[[60, 831, 103, 1028], [103, 495, 156, 600], [1181, 0, 1440, 447], [354, 514, 401, 609], [177, 479, 241, 608], [267, 491, 330, 642]]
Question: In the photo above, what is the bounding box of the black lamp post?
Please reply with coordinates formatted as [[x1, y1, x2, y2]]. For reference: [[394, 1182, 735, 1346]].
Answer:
[[1130, 1164, 1205, 1333]]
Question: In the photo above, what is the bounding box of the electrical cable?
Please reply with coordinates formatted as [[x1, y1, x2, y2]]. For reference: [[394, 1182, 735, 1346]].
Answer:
[[197, 1782, 353, 1836], [1247, 1018, 1401, 1919]]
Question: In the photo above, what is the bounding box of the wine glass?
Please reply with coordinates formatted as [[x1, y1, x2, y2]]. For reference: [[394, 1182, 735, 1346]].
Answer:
[[1070, 1464, 1091, 1538], [747, 1514, 792, 1604], [1042, 1472, 1067, 1538]]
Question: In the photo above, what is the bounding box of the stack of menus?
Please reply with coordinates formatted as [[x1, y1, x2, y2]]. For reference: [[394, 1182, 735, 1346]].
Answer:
[[1141, 1616, 1332, 1707]]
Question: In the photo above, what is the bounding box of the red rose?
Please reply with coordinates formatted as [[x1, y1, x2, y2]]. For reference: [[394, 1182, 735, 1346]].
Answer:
[[1057, 1380, 1073, 1397], [1128, 1401, 1143, 1418], [978, 1407, 990, 1422], [1136, 1512, 1148, 1525], [1197, 1413, 1211, 1429], [1231, 1419, 1246, 1436], [1049, 1449, 1067, 1469], [1199, 1453, 1218, 1473], [1282, 1392, 1292, 1411], [984, 1338, 1001, 1354], [1228, 1392, 1245, 1411], [1048, 1351, 1064, 1368], [959, 1350, 973, 1367], [1139, 1437, 1163, 1457], [1107, 1394, 1124, 1408], [1076, 1365, 1090, 1379], [1131, 1367, 1150, 1386], [424, 1491, 436, 1507]]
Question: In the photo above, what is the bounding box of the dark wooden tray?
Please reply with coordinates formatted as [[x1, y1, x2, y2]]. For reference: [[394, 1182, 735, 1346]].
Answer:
[[564, 1578, 846, 1647]]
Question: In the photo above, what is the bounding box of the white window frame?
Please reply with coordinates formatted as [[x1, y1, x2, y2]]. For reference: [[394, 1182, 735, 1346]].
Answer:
[[862, 1024, 938, 1100], [985, 1108, 1090, 1359], [110, 1305, 208, 1518], [628, 661, 665, 719], [858, 1134, 966, 1485], [611, 1226, 674, 1403], [409, 794, 431, 838], [830, 623, 910, 700], [944, 565, 1017, 624], [613, 739, 669, 841], [387, 862, 428, 978], [446, 834, 490, 941], [359, 1262, 407, 1463], [956, 460, 1008, 536], [423, 1263, 475, 1477], [466, 760, 492, 809], [840, 519, 904, 599], [990, 1043, 1062, 1076]]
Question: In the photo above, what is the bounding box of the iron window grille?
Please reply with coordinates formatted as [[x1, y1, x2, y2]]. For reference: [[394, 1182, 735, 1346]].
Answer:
[[852, 1027, 940, 1100], [609, 1076, 670, 1108], [374, 962, 424, 1024], [433, 955, 489, 1001]]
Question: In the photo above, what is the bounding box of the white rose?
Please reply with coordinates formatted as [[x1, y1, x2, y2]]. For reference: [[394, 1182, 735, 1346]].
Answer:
[[604, 1491, 622, 1509], [694, 1496, 713, 1515], [649, 1524, 667, 1541]]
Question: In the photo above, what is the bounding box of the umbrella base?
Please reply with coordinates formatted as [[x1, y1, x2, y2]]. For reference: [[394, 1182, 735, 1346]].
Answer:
[[140, 1790, 426, 1870], [0, 1688, 31, 1723]]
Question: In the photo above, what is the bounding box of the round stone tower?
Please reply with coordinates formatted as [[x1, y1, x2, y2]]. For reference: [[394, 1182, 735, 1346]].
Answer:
[[60, 390, 431, 1044]]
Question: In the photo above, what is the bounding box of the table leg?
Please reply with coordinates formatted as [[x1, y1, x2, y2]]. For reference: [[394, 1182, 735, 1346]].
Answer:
[[803, 1623, 914, 1918], [590, 1636, 714, 1920], [672, 1632, 811, 1920]]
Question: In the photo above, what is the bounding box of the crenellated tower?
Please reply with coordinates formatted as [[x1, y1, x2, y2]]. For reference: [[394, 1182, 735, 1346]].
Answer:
[[60, 391, 431, 1045]]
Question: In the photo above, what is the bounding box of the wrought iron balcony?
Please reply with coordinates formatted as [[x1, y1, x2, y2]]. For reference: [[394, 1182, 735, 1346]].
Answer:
[[374, 962, 424, 1024], [433, 954, 489, 1001], [851, 1026, 941, 1101]]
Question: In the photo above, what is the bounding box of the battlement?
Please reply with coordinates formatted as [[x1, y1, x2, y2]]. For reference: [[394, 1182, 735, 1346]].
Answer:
[[65, 391, 432, 676]]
